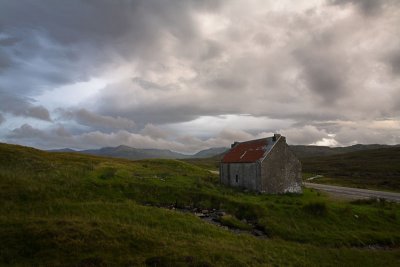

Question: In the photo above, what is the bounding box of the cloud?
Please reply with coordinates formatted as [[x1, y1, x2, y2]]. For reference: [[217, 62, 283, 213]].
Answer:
[[0, 92, 51, 121], [386, 50, 400, 74], [59, 108, 136, 131], [280, 125, 331, 145], [1, 1, 400, 150], [330, 0, 385, 16], [140, 124, 170, 139], [293, 47, 348, 104], [8, 124, 47, 139], [0, 114, 5, 125]]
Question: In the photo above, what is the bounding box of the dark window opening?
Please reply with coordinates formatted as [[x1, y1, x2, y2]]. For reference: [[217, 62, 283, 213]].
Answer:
[[235, 174, 238, 183]]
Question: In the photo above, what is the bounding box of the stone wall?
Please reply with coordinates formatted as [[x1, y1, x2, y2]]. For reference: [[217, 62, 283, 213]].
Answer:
[[260, 137, 302, 193], [220, 162, 260, 191]]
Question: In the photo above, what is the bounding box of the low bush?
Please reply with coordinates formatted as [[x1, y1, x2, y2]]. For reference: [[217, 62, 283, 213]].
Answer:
[[302, 201, 328, 216]]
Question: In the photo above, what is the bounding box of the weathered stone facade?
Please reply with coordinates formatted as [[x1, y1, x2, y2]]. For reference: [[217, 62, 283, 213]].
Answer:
[[220, 135, 302, 194]]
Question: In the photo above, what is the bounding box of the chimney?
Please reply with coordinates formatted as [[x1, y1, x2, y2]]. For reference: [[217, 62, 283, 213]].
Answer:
[[272, 133, 281, 141], [231, 141, 239, 148]]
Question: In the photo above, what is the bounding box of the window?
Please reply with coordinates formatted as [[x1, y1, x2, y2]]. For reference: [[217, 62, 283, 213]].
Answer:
[[235, 174, 238, 183]]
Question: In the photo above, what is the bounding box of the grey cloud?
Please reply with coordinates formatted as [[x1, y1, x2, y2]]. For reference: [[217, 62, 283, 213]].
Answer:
[[0, 50, 12, 72], [54, 125, 72, 137], [0, 113, 5, 125], [140, 124, 170, 139], [330, 0, 385, 16], [60, 108, 136, 130], [0, 36, 19, 47], [27, 106, 52, 121], [0, 92, 51, 121], [132, 77, 171, 91], [387, 50, 400, 74], [8, 124, 47, 139], [0, 0, 220, 99], [293, 48, 348, 104], [216, 129, 253, 143], [1, 1, 400, 150], [280, 126, 331, 145], [334, 124, 400, 145]]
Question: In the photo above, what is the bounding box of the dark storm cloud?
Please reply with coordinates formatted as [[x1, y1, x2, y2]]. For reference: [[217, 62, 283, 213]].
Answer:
[[0, 113, 4, 125], [0, 92, 51, 121], [1, 0, 400, 150], [330, 0, 385, 16], [0, 0, 220, 96]]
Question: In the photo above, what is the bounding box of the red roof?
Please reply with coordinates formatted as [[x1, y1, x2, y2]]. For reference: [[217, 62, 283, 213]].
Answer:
[[222, 138, 268, 163]]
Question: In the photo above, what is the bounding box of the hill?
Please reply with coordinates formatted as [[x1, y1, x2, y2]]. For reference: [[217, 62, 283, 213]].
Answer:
[[290, 144, 399, 159], [49, 145, 228, 161], [191, 147, 227, 158], [80, 145, 188, 160], [1, 142, 400, 266], [302, 147, 400, 191], [47, 148, 77, 153], [48, 144, 398, 161]]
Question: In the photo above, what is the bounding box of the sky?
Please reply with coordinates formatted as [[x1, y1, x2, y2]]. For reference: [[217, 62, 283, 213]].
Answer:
[[0, 0, 399, 153]]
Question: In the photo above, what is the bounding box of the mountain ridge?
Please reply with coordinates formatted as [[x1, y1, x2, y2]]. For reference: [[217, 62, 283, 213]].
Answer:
[[48, 145, 229, 160], [47, 143, 400, 161]]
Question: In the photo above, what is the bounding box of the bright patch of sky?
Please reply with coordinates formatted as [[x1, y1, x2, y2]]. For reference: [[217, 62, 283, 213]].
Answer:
[[164, 114, 294, 138], [36, 78, 107, 110]]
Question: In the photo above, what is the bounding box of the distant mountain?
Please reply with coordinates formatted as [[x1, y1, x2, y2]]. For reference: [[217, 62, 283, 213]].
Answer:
[[47, 148, 77, 153], [191, 147, 228, 158], [289, 144, 400, 159], [79, 145, 188, 160], [47, 144, 399, 161], [48, 145, 228, 161]]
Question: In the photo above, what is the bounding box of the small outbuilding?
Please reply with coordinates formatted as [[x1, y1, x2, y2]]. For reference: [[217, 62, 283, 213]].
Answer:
[[220, 134, 302, 194]]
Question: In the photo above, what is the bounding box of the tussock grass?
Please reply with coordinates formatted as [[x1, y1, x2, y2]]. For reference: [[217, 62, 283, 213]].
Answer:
[[0, 143, 400, 266], [303, 201, 328, 216]]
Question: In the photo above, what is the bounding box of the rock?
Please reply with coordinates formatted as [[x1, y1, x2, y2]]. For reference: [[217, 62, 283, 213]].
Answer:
[[195, 213, 205, 217], [252, 229, 264, 236], [217, 211, 226, 216], [201, 209, 209, 214]]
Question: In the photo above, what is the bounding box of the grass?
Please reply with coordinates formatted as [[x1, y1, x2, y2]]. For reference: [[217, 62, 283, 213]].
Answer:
[[0, 142, 400, 266], [182, 155, 222, 171], [302, 147, 400, 192], [218, 215, 252, 231]]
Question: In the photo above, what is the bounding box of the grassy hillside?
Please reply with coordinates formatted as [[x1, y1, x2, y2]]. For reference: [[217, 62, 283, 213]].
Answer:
[[182, 154, 223, 170], [290, 144, 399, 159], [302, 147, 400, 191], [1, 143, 400, 266], [80, 145, 189, 160]]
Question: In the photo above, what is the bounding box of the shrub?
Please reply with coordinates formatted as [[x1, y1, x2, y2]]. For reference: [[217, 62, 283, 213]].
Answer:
[[99, 167, 117, 179], [303, 201, 328, 216]]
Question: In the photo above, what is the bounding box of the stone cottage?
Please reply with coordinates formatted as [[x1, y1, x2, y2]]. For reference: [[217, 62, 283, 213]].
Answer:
[[220, 134, 302, 194]]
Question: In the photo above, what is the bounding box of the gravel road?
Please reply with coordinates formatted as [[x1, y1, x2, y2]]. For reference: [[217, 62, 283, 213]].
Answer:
[[304, 182, 400, 202]]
